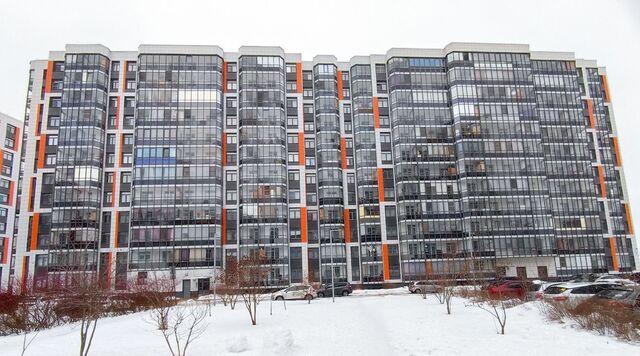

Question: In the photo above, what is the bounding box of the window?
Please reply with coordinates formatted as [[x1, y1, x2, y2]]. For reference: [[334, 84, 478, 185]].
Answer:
[[287, 98, 298, 108], [288, 171, 300, 182], [48, 116, 60, 128], [380, 133, 391, 144], [226, 134, 237, 145], [124, 97, 135, 108], [121, 172, 131, 184], [226, 116, 237, 127], [120, 192, 131, 204], [105, 192, 113, 205], [303, 89, 313, 98], [107, 154, 115, 165], [289, 208, 301, 219], [124, 115, 134, 128], [127, 62, 137, 72], [289, 190, 300, 201], [108, 115, 117, 128], [306, 174, 316, 184], [288, 153, 299, 163], [226, 81, 237, 91], [342, 89, 350, 98], [378, 98, 388, 108], [105, 172, 114, 183], [50, 98, 61, 108], [304, 122, 314, 132], [286, 82, 297, 92], [111, 61, 120, 72], [52, 80, 63, 90], [45, 154, 56, 166], [107, 134, 116, 145], [227, 63, 237, 73], [286, 64, 297, 73], [287, 134, 298, 144], [123, 134, 134, 145], [111, 80, 120, 90], [122, 154, 132, 165], [226, 98, 237, 108], [126, 80, 136, 90], [226, 191, 237, 203], [343, 105, 351, 114], [226, 171, 237, 183], [287, 116, 298, 127], [304, 139, 315, 149]]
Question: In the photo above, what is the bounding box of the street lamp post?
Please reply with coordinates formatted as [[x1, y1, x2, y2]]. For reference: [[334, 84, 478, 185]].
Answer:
[[329, 229, 339, 303]]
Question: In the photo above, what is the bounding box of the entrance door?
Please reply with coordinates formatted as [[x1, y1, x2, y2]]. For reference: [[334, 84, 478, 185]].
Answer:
[[182, 279, 191, 299]]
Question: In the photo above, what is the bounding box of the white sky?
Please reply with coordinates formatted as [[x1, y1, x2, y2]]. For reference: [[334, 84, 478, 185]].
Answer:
[[1, 0, 639, 233]]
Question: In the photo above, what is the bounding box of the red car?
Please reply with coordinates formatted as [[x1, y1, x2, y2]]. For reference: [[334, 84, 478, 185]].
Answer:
[[487, 280, 525, 299]]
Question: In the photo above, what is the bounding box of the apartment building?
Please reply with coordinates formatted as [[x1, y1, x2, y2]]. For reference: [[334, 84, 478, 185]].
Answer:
[[13, 43, 636, 294], [0, 112, 23, 289]]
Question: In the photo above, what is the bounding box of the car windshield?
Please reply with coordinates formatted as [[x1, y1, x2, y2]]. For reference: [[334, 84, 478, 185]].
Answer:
[[596, 289, 633, 299], [544, 286, 567, 294]]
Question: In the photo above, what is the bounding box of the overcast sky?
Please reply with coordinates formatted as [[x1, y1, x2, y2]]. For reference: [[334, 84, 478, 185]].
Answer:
[[1, 0, 639, 231]]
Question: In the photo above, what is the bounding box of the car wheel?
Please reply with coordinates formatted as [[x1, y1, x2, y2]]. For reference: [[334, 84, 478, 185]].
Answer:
[[342, 290, 349, 296], [318, 292, 324, 298], [305, 294, 313, 301], [275, 296, 284, 301], [415, 289, 421, 294]]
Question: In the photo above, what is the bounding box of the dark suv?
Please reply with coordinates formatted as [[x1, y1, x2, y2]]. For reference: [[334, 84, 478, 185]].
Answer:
[[317, 282, 353, 297]]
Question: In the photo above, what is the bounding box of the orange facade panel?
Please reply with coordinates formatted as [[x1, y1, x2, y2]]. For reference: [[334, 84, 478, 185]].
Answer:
[[30, 213, 40, 251], [612, 137, 622, 167], [112, 175, 117, 208], [37, 134, 46, 169], [13, 126, 20, 151], [28, 177, 36, 212], [221, 208, 227, 245], [597, 165, 606, 198], [300, 207, 308, 243], [298, 132, 305, 165], [222, 61, 227, 93], [343, 209, 350, 243], [114, 212, 119, 248], [609, 237, 619, 271], [8, 181, 14, 207], [35, 104, 42, 135], [377, 168, 384, 202], [601, 75, 611, 102], [121, 60, 128, 94], [296, 63, 303, 94], [382, 244, 390, 280], [340, 137, 347, 169], [222, 133, 227, 167], [586, 99, 596, 129], [115, 97, 121, 129], [624, 203, 634, 235], [44, 61, 54, 93], [337, 70, 343, 100], [105, 252, 113, 289], [373, 97, 380, 128], [2, 237, 9, 264]]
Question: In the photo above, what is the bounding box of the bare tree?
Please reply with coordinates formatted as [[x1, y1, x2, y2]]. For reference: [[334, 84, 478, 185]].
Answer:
[[150, 301, 209, 356], [237, 252, 270, 326], [465, 288, 514, 335], [53, 271, 109, 356], [431, 260, 471, 315]]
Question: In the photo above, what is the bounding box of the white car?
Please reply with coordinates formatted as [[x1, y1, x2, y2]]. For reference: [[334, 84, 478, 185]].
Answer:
[[542, 282, 620, 302], [593, 275, 637, 286], [408, 281, 442, 294], [271, 285, 317, 301]]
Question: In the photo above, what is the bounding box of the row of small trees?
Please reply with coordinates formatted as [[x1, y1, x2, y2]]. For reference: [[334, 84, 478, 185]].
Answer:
[[422, 260, 517, 335]]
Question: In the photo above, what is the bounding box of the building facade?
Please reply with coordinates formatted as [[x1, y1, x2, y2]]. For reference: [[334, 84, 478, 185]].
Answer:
[[0, 112, 23, 289], [12, 43, 637, 293]]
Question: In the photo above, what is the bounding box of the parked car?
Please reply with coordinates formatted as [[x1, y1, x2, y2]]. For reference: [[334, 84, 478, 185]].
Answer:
[[408, 281, 442, 294], [542, 282, 619, 302], [591, 286, 640, 309], [528, 281, 563, 300], [317, 282, 353, 297], [487, 280, 526, 299], [271, 285, 317, 301], [593, 274, 638, 286]]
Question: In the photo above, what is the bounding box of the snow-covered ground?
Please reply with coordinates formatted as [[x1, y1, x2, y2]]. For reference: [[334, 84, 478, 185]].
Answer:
[[0, 287, 637, 355]]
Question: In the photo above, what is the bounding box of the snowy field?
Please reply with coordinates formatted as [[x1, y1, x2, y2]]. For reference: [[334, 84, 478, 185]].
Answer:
[[0, 287, 637, 356]]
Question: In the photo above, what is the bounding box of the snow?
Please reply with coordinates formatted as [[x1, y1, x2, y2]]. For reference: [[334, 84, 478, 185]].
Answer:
[[0, 287, 637, 355]]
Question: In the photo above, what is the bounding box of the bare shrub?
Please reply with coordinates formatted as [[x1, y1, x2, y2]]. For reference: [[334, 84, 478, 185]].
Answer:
[[150, 301, 209, 356], [465, 288, 521, 335], [539, 299, 640, 342], [217, 257, 239, 310]]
